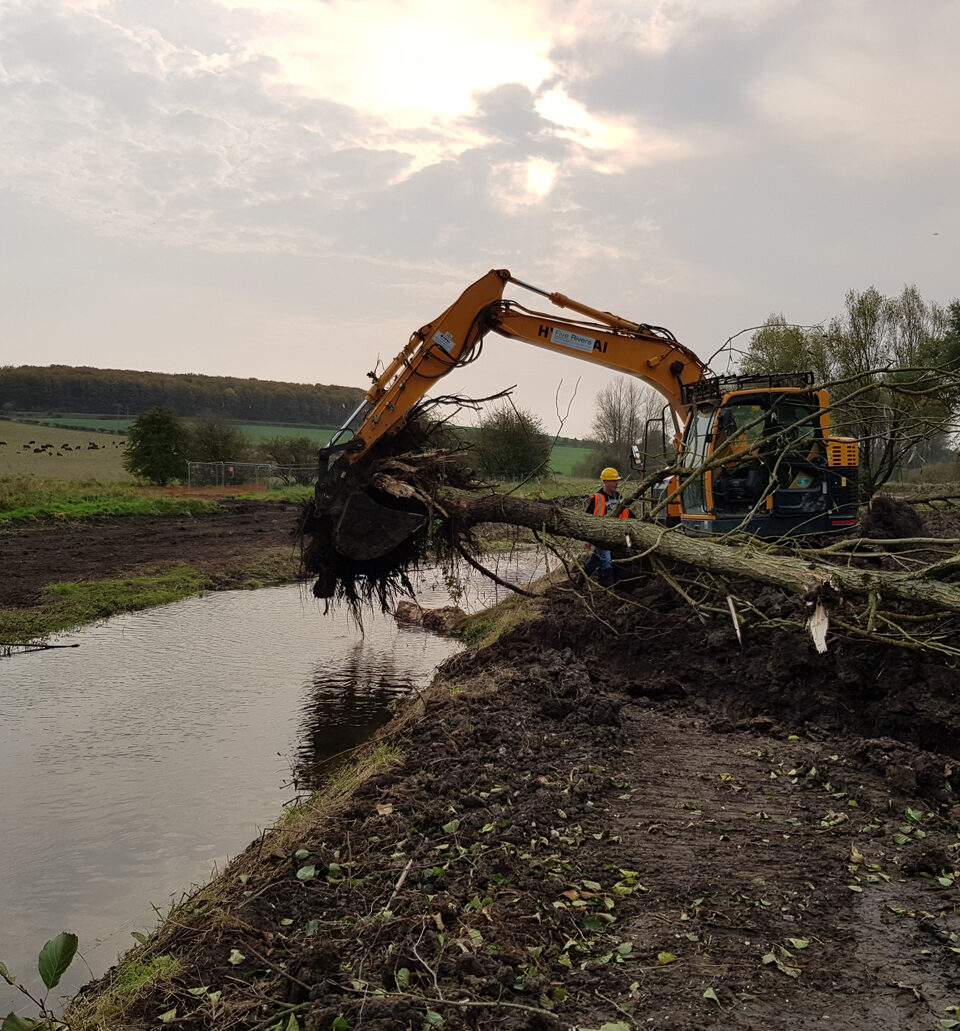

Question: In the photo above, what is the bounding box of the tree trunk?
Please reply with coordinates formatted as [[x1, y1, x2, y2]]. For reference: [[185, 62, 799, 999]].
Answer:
[[428, 487, 960, 613]]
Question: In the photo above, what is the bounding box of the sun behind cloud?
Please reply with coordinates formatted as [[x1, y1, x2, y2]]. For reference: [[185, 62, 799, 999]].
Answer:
[[221, 0, 555, 119]]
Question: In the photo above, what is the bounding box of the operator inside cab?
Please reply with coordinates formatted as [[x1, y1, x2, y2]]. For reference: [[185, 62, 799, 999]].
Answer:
[[583, 467, 631, 587]]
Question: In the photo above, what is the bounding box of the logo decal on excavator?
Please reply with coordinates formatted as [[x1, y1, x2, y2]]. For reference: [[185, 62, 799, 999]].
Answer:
[[433, 330, 456, 353], [550, 327, 602, 354]]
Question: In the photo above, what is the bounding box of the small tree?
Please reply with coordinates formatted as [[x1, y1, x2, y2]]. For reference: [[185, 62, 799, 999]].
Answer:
[[123, 407, 190, 485], [575, 376, 662, 477], [257, 435, 317, 485], [473, 401, 551, 481], [257, 435, 316, 466], [187, 413, 252, 463]]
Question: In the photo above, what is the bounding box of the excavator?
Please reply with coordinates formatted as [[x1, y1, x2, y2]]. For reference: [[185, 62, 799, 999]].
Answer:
[[315, 269, 859, 562]]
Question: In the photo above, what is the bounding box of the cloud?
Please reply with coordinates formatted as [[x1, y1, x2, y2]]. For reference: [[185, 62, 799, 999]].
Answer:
[[0, 0, 957, 436]]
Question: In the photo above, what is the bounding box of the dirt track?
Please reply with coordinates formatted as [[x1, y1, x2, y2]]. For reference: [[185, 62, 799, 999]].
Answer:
[[67, 509, 960, 1031], [0, 499, 303, 606]]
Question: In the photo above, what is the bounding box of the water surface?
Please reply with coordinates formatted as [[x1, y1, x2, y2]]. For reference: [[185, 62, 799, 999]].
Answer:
[[0, 553, 546, 1011]]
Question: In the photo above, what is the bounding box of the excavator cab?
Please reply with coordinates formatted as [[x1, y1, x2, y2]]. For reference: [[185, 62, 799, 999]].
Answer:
[[669, 374, 859, 536]]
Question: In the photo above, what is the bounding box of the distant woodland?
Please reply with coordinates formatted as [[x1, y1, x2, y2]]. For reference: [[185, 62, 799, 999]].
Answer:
[[0, 365, 366, 426]]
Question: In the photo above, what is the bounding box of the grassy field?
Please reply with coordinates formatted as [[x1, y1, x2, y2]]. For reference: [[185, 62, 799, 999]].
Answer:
[[0, 420, 132, 481], [10, 415, 339, 443], [0, 554, 297, 641], [1, 417, 595, 481], [547, 442, 593, 476]]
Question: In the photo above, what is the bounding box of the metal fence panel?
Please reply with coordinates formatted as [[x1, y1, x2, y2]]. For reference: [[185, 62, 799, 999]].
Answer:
[[187, 462, 315, 488]]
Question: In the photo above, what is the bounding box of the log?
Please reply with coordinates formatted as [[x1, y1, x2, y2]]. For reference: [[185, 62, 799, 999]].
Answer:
[[396, 484, 960, 614]]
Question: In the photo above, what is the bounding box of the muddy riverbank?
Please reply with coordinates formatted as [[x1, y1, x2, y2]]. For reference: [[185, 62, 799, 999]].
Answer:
[[0, 499, 305, 610], [65, 561, 960, 1029]]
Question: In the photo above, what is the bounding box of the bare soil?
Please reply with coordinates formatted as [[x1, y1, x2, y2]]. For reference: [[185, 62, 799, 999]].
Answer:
[[0, 499, 304, 606], [66, 510, 960, 1031]]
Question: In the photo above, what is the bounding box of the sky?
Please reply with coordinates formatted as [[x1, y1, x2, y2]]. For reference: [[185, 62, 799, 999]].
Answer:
[[1, 0, 958, 438]]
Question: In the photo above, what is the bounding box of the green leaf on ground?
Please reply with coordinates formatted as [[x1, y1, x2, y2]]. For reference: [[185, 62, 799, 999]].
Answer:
[[3, 1014, 39, 1031], [656, 952, 677, 965]]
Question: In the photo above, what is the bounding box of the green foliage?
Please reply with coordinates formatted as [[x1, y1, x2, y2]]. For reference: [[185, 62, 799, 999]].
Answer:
[[572, 446, 625, 480], [256, 435, 317, 484], [473, 402, 550, 480], [1, 932, 78, 1029], [123, 407, 190, 485], [186, 413, 253, 463], [257, 435, 316, 465], [37, 934, 78, 992], [740, 286, 960, 497]]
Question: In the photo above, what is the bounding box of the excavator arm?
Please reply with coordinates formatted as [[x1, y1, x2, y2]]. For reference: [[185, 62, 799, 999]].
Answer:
[[321, 268, 708, 471]]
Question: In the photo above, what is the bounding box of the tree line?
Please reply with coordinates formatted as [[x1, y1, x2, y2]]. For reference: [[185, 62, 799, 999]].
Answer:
[[0, 365, 365, 427]]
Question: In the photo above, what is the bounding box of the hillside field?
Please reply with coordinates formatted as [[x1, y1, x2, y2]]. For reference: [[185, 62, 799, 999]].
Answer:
[[2, 418, 592, 481], [0, 420, 133, 482]]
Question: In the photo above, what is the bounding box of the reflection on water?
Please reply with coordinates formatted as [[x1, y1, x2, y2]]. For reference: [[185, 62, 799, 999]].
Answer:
[[295, 643, 411, 790], [0, 550, 547, 1013]]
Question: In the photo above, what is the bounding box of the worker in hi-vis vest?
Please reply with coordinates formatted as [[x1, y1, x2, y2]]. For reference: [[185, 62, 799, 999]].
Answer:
[[583, 467, 631, 587]]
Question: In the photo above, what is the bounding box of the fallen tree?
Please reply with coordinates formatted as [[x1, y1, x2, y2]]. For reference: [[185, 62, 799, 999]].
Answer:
[[298, 443, 960, 660]]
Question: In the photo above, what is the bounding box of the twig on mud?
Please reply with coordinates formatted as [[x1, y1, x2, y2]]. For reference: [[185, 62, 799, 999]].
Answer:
[[411, 939, 442, 996], [594, 987, 642, 1021], [246, 1002, 308, 1031], [238, 941, 314, 994], [833, 617, 960, 658], [652, 558, 707, 624], [385, 857, 414, 912]]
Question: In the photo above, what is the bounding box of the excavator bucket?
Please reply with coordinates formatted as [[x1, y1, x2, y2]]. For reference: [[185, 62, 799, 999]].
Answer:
[[330, 490, 426, 562]]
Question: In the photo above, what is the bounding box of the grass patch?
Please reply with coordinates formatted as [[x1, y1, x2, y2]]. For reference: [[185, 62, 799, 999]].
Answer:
[[69, 954, 182, 1027], [0, 552, 300, 642], [0, 476, 219, 521], [457, 591, 543, 650]]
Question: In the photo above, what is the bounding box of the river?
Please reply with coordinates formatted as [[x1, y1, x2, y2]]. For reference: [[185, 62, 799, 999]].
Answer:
[[0, 553, 546, 1014]]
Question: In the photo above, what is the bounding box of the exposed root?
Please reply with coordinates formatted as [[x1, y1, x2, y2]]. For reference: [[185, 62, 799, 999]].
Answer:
[[298, 419, 486, 622]]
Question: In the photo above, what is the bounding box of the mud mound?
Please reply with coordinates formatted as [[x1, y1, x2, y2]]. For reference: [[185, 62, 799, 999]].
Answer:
[[484, 582, 960, 764], [862, 494, 925, 539]]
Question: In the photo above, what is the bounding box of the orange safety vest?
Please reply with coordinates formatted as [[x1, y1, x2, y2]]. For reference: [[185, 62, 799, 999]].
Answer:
[[589, 492, 631, 519]]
